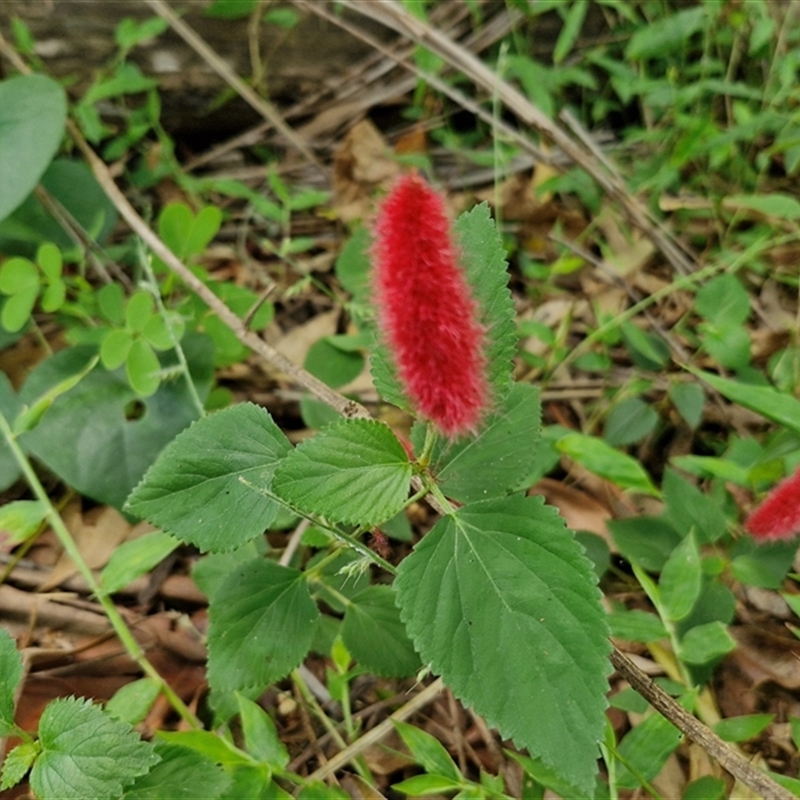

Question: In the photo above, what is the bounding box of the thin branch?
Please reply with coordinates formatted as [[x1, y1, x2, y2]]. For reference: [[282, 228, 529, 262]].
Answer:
[[306, 677, 444, 782], [334, 0, 696, 279], [611, 649, 795, 800], [144, 0, 325, 173]]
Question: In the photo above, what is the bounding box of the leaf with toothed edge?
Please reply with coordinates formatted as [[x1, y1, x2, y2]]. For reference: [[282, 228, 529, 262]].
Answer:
[[395, 495, 611, 793]]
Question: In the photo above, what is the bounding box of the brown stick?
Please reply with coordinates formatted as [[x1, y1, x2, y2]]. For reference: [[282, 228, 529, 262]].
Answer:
[[611, 649, 795, 800]]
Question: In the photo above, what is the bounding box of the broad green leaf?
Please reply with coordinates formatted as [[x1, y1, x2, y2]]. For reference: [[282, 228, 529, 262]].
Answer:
[[121, 741, 231, 800], [663, 469, 727, 543], [0, 158, 118, 258], [607, 609, 668, 643], [626, 6, 707, 60], [126, 338, 161, 397], [335, 226, 371, 302], [36, 242, 62, 280], [0, 256, 38, 293], [683, 776, 727, 800], [679, 621, 736, 664], [272, 419, 411, 526], [157, 203, 221, 262], [609, 516, 681, 572], [1, 743, 37, 791], [621, 321, 670, 370], [0, 75, 67, 222], [14, 354, 99, 435], [303, 337, 364, 388], [505, 750, 587, 800], [221, 766, 284, 800], [688, 368, 800, 437], [31, 697, 159, 800], [695, 274, 750, 326], [126, 403, 291, 552], [395, 495, 610, 793], [669, 381, 704, 429], [557, 432, 660, 496], [731, 537, 797, 589], [126, 291, 155, 332], [0, 626, 23, 734], [236, 693, 289, 768], [0, 499, 47, 543], [207, 558, 319, 693], [616, 711, 682, 790], [100, 328, 135, 370], [659, 531, 702, 622], [604, 397, 658, 447], [106, 678, 161, 726], [394, 720, 461, 783], [21, 337, 210, 507], [40, 279, 66, 313], [725, 193, 800, 220], [297, 782, 349, 800], [98, 282, 126, 325], [0, 372, 22, 490], [713, 714, 773, 743], [157, 731, 248, 766], [453, 202, 516, 403], [0, 285, 37, 332], [101, 531, 180, 594], [416, 383, 541, 503], [341, 586, 420, 677]]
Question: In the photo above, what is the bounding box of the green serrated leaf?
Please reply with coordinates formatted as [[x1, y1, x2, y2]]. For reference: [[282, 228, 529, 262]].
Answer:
[[341, 586, 420, 677], [659, 531, 701, 622], [207, 558, 319, 693], [106, 678, 161, 727], [0, 626, 23, 734], [453, 202, 516, 403], [101, 531, 180, 594], [121, 741, 231, 800], [126, 403, 291, 552], [688, 368, 800, 437], [557, 432, 660, 496], [394, 720, 461, 783], [272, 419, 412, 526], [1, 742, 37, 791], [236, 692, 289, 768], [31, 696, 159, 800], [395, 495, 610, 793], [419, 383, 541, 503]]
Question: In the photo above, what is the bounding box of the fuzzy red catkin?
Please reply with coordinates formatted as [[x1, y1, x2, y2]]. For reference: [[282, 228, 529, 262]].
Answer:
[[745, 464, 800, 541], [372, 174, 489, 437]]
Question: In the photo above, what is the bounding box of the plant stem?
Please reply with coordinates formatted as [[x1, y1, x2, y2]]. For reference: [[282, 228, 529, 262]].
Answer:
[[139, 246, 206, 419], [0, 410, 201, 730]]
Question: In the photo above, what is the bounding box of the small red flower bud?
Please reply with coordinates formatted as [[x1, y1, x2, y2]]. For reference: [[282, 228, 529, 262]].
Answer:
[[372, 174, 489, 437], [745, 464, 800, 541]]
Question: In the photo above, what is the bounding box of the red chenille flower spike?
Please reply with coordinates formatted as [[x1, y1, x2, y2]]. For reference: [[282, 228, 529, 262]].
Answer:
[[372, 174, 489, 437], [745, 464, 800, 541]]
